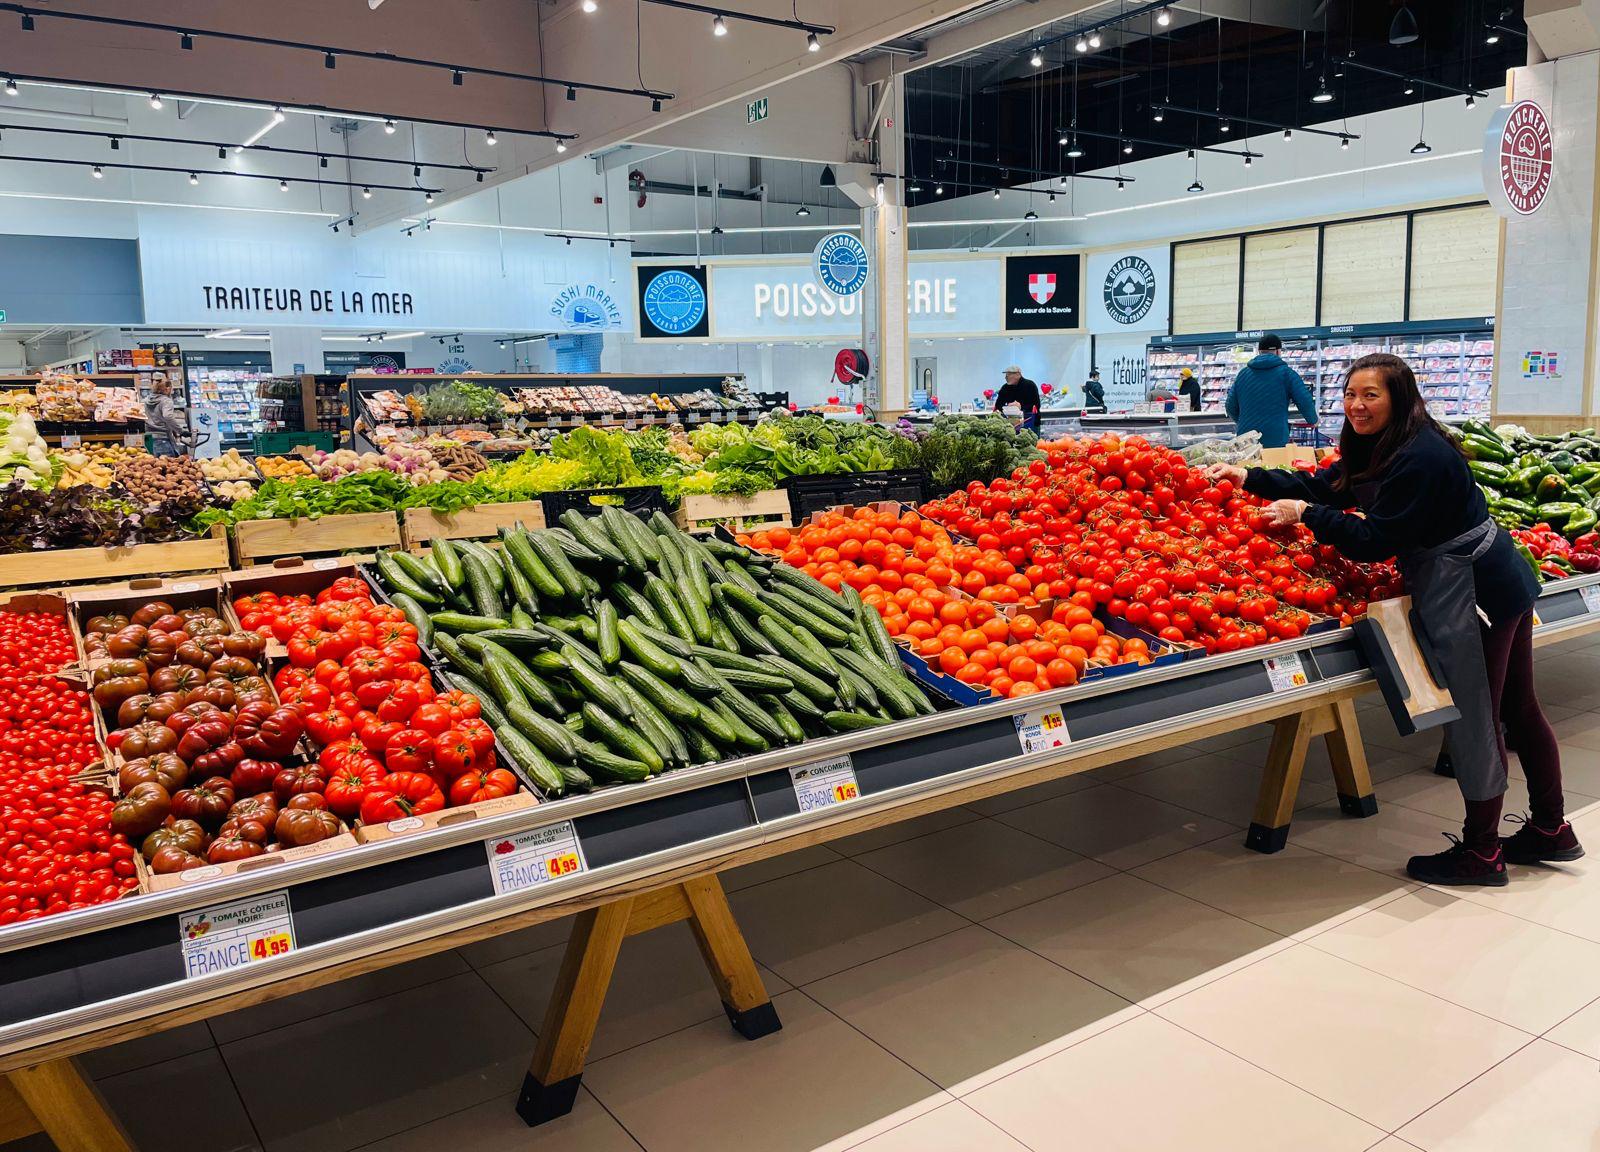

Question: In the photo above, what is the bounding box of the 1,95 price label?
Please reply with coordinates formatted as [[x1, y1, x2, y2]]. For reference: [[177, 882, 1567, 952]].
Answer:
[[1582, 586, 1600, 614], [1263, 652, 1309, 692], [179, 890, 296, 979], [485, 821, 588, 895], [1015, 706, 1069, 754], [790, 754, 860, 813]]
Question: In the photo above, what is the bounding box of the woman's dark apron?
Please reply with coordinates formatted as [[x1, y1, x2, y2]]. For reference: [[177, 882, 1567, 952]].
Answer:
[[1396, 517, 1507, 802]]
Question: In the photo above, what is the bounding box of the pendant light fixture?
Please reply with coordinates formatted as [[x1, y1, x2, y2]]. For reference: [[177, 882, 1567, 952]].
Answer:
[[1311, 76, 1334, 104], [1410, 101, 1430, 154], [1389, 4, 1419, 45]]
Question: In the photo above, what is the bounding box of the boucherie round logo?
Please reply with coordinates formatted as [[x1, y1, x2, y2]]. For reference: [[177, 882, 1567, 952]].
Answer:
[[1499, 100, 1553, 215]]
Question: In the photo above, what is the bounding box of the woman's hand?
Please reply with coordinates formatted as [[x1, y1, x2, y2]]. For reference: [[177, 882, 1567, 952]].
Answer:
[[1261, 499, 1306, 529], [1203, 463, 1247, 486]]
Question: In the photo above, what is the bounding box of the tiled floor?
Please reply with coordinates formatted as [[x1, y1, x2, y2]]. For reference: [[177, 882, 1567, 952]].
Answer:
[[14, 638, 1600, 1151]]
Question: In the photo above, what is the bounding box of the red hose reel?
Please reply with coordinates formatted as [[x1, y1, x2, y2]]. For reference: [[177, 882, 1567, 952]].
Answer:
[[833, 348, 870, 384]]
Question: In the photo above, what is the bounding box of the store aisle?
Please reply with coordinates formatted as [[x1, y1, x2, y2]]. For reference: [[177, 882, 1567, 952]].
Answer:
[[12, 638, 1600, 1152]]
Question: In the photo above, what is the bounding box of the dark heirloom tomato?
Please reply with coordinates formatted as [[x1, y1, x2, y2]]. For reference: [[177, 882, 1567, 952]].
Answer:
[[111, 782, 171, 839], [166, 701, 228, 737], [207, 834, 265, 864], [175, 716, 233, 763], [207, 655, 260, 683], [117, 692, 181, 728], [85, 613, 129, 634], [236, 703, 305, 759], [274, 807, 343, 847], [141, 818, 208, 861], [151, 663, 206, 695], [93, 671, 149, 711], [142, 630, 180, 668], [130, 600, 175, 627], [149, 845, 208, 874], [230, 757, 281, 797], [188, 680, 237, 710], [192, 738, 245, 778], [272, 764, 326, 804], [222, 632, 266, 661], [171, 776, 236, 829], [224, 794, 279, 831], [174, 639, 220, 669], [118, 720, 179, 760], [119, 752, 188, 794], [104, 625, 152, 661], [287, 791, 329, 811]]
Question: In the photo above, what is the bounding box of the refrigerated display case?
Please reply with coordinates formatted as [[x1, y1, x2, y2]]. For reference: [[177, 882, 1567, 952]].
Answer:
[[184, 350, 274, 456]]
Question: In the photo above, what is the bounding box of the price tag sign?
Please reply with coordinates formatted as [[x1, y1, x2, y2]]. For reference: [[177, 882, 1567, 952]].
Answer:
[[485, 821, 587, 895], [1014, 706, 1070, 754], [1264, 652, 1309, 692], [170, 581, 202, 593], [179, 890, 296, 978], [1582, 586, 1600, 614], [1533, 609, 1544, 628], [124, 433, 145, 447], [789, 753, 860, 813], [59, 433, 81, 447]]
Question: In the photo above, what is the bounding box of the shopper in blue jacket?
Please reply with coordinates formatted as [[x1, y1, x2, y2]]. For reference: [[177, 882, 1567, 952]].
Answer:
[[1224, 333, 1318, 448]]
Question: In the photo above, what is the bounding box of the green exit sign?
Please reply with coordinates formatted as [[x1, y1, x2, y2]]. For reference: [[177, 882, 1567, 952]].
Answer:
[[747, 97, 768, 124], [0, 310, 7, 323]]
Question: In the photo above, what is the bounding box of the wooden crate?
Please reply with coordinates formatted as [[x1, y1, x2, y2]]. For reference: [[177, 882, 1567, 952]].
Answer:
[[401, 501, 546, 552], [0, 524, 230, 591], [673, 490, 791, 533], [353, 792, 539, 843], [231, 512, 401, 566]]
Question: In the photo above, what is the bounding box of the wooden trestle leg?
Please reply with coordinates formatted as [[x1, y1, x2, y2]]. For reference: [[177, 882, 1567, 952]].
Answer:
[[516, 873, 779, 1126], [1, 1059, 137, 1152], [1245, 699, 1378, 854]]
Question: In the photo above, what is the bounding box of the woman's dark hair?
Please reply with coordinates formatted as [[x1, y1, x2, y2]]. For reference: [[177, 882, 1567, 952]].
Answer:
[[1333, 352, 1457, 491]]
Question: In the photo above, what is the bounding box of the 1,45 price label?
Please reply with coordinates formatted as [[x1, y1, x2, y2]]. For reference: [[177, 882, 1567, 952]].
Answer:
[[1263, 652, 1309, 692], [179, 890, 296, 979], [790, 754, 860, 813], [485, 821, 588, 895]]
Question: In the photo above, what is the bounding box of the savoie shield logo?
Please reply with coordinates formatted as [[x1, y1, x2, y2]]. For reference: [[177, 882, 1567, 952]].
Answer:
[[813, 232, 870, 297], [642, 270, 706, 335], [1028, 274, 1056, 304], [1103, 256, 1157, 326]]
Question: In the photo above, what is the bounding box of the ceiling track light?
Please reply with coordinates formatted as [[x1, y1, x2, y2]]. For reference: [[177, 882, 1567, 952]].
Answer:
[[1156, 6, 1171, 26], [1485, 27, 1500, 44], [1122, 140, 1133, 154], [1047, 190, 1056, 202], [712, 13, 727, 36], [188, 171, 198, 184], [566, 85, 576, 101], [1243, 154, 1252, 167], [651, 97, 663, 111], [1283, 127, 1292, 140], [384, 118, 396, 133], [1466, 94, 1477, 108], [362, 186, 372, 198], [109, 137, 120, 150], [555, 139, 567, 153], [475, 171, 485, 182], [1340, 135, 1350, 149], [1087, 31, 1101, 48], [217, 146, 226, 159], [3, 78, 14, 96], [279, 178, 289, 191], [1218, 119, 1230, 133], [452, 69, 463, 85], [935, 183, 944, 195], [486, 129, 497, 145], [1030, 48, 1043, 68], [319, 155, 328, 168], [272, 106, 285, 123], [324, 51, 336, 69], [148, 93, 163, 109], [179, 32, 193, 50], [1075, 36, 1088, 53], [1115, 177, 1125, 191], [20, 12, 32, 30], [582, 0, 598, 10], [807, 31, 820, 51], [992, 188, 1001, 200], [425, 190, 434, 203], [90, 164, 102, 178], [1403, 82, 1415, 95], [1152, 107, 1164, 122]]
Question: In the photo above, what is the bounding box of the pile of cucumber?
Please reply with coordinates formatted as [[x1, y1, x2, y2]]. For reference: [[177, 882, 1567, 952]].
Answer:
[[370, 508, 936, 796]]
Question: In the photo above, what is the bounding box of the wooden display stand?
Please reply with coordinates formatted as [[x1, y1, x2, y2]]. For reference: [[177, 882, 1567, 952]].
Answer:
[[1246, 696, 1376, 852], [673, 490, 791, 533], [231, 512, 402, 566], [0, 1059, 135, 1152], [517, 874, 778, 1125], [0, 524, 230, 590], [401, 501, 546, 551]]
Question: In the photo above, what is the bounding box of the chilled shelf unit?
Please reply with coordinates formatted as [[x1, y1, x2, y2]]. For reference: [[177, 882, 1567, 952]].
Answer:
[[183, 350, 275, 457], [1147, 320, 1495, 445]]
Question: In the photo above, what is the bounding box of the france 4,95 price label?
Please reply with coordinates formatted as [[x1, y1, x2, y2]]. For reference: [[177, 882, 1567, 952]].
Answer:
[[179, 890, 296, 979], [1582, 585, 1600, 614], [485, 821, 588, 895], [790, 753, 860, 813], [1014, 706, 1069, 754], [1263, 652, 1309, 692]]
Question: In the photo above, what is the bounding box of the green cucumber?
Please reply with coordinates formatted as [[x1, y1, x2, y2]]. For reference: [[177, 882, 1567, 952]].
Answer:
[[548, 527, 605, 565], [757, 613, 834, 679], [616, 619, 682, 680], [684, 724, 723, 764], [719, 666, 796, 694], [719, 560, 765, 597], [456, 540, 505, 594], [706, 615, 739, 653], [504, 693, 579, 762], [529, 531, 587, 600], [391, 549, 448, 594], [791, 626, 843, 679], [710, 698, 769, 752], [429, 610, 508, 634], [645, 575, 696, 644], [757, 694, 806, 744], [571, 737, 652, 784], [718, 581, 778, 623], [560, 509, 627, 566], [495, 726, 567, 796], [824, 710, 894, 731], [476, 629, 551, 653], [459, 551, 504, 619], [432, 632, 482, 678], [838, 665, 881, 712], [631, 619, 696, 659], [678, 656, 722, 695], [375, 552, 442, 607], [712, 597, 777, 655], [580, 702, 664, 772], [565, 656, 634, 717], [609, 582, 664, 630], [390, 592, 434, 648], [781, 686, 825, 719], [599, 506, 648, 573], [617, 661, 701, 722], [595, 599, 622, 665], [428, 537, 465, 590], [500, 545, 539, 615], [479, 645, 564, 715], [502, 529, 565, 599], [612, 509, 661, 563], [688, 700, 739, 748], [855, 600, 899, 665], [701, 535, 774, 565], [837, 649, 928, 718], [769, 655, 838, 705], [509, 605, 536, 630], [767, 591, 853, 645], [705, 674, 786, 744], [444, 669, 503, 727], [615, 681, 689, 767], [562, 712, 587, 734]]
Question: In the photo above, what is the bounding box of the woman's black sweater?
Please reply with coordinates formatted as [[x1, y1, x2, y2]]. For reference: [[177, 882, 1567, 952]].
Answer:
[[1244, 425, 1536, 623]]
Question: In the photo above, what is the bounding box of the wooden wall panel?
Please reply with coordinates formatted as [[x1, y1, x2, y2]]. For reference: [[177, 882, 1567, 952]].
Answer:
[[1172, 238, 1240, 334], [1409, 205, 1498, 320], [1242, 228, 1318, 330], [1320, 217, 1408, 326]]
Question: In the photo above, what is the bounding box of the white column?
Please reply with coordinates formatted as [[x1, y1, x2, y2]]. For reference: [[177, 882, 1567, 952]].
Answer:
[[268, 327, 324, 376]]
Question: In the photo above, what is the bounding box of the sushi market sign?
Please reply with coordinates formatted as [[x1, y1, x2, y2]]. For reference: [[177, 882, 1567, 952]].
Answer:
[[1485, 99, 1553, 218]]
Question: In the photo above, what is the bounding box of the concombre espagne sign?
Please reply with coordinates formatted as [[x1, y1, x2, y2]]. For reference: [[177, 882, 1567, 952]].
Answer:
[[1484, 99, 1554, 218]]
